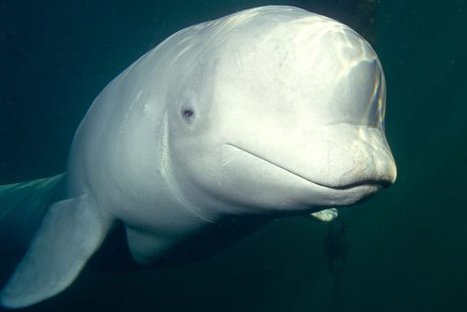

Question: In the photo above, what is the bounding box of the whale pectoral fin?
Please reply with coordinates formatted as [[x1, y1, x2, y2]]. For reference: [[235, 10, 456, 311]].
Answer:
[[126, 227, 170, 265], [0, 194, 113, 309]]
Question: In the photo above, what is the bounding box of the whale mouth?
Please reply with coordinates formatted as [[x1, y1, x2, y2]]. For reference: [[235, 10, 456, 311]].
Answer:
[[224, 143, 390, 191]]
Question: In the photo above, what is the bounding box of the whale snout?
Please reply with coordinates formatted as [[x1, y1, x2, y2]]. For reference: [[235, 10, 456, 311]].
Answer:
[[378, 159, 397, 188], [223, 123, 396, 206], [319, 125, 397, 191]]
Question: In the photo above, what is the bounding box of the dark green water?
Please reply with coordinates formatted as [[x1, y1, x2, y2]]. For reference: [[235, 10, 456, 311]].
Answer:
[[1, 0, 466, 311]]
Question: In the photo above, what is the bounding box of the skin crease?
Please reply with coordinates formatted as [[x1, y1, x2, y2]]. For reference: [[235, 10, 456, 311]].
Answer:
[[0, 6, 396, 309]]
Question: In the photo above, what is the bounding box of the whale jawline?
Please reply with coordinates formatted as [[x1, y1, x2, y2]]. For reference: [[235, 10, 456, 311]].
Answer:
[[224, 143, 385, 191]]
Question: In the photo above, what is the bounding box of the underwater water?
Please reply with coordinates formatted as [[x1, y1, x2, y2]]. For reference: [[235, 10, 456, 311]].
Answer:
[[1, 0, 466, 311]]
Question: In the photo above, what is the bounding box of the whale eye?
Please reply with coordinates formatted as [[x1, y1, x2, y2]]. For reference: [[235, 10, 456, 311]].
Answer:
[[181, 108, 195, 122]]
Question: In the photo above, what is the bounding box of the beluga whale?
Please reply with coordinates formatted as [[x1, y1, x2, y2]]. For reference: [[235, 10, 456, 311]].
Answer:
[[0, 5, 397, 308]]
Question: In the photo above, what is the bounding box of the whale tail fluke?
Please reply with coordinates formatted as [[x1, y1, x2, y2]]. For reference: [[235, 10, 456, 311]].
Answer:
[[0, 174, 65, 254]]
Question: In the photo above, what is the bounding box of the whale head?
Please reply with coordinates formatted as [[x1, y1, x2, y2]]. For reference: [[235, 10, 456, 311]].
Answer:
[[162, 7, 397, 217]]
